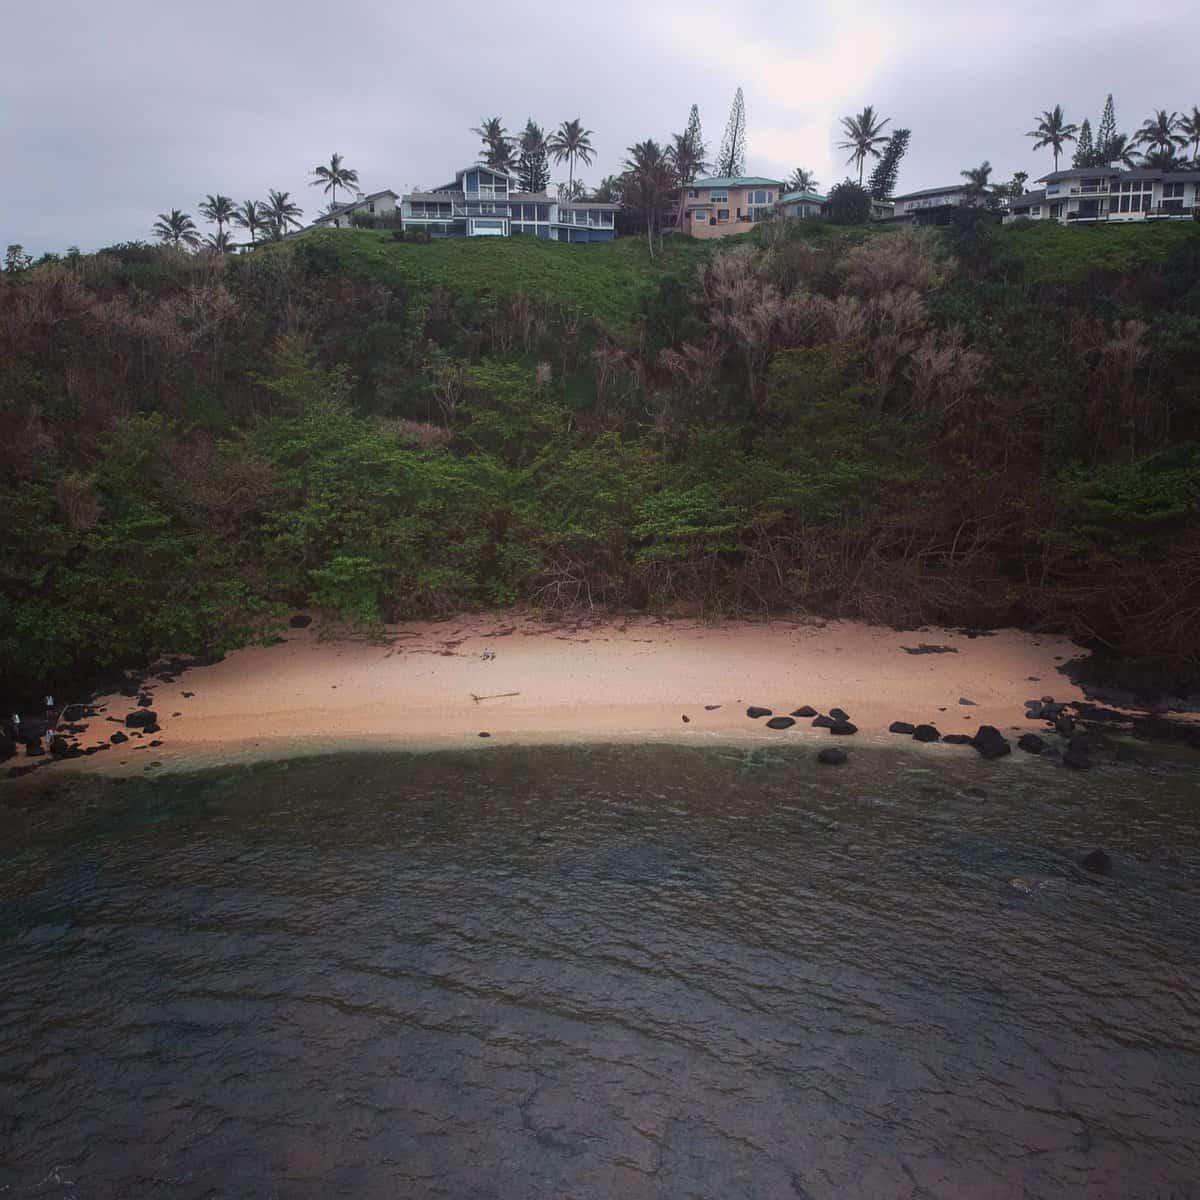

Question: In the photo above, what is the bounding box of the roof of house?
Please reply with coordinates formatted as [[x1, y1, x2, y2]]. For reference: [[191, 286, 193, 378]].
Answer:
[[690, 176, 784, 190], [313, 189, 399, 222], [1038, 166, 1200, 184], [561, 200, 621, 210], [1009, 189, 1048, 208], [892, 184, 967, 202], [778, 190, 827, 205]]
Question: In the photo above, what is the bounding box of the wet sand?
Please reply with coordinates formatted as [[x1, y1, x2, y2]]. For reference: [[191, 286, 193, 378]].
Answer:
[[64, 614, 1091, 770]]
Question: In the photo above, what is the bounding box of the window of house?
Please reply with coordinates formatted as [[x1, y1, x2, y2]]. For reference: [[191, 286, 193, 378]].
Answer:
[[688, 189, 699, 199], [710, 190, 728, 203], [748, 190, 773, 205], [718, 208, 730, 222], [1031, 206, 1041, 216], [1163, 182, 1185, 206], [693, 208, 710, 221], [1051, 202, 1063, 217]]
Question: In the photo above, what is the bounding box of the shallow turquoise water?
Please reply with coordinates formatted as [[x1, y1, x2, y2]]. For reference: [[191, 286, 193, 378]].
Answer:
[[2, 744, 1198, 1198]]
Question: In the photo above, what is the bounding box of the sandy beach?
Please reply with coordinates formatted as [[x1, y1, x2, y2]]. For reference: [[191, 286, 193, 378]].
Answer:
[[56, 614, 1096, 771]]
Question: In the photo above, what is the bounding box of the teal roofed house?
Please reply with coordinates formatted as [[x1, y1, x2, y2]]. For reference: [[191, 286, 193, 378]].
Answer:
[[401, 164, 619, 242], [776, 190, 827, 220], [678, 176, 784, 239]]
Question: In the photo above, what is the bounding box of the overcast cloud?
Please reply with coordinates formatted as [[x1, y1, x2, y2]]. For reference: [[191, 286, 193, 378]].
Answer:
[[3, 0, 1197, 254]]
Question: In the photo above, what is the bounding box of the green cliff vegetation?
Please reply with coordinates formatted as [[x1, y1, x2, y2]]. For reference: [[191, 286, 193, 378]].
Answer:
[[2, 214, 1199, 700]]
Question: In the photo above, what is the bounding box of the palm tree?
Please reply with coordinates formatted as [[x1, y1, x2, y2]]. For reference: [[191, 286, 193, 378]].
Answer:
[[1141, 147, 1187, 171], [310, 152, 360, 209], [838, 106, 890, 185], [1135, 110, 1188, 160], [198, 194, 236, 237], [1026, 105, 1079, 171], [592, 175, 624, 205], [787, 167, 820, 193], [152, 209, 201, 249], [1181, 106, 1200, 164], [204, 230, 236, 254], [1104, 133, 1141, 170], [623, 140, 676, 259], [960, 161, 994, 207], [264, 189, 303, 240], [547, 119, 596, 200], [471, 117, 515, 171], [232, 199, 266, 245]]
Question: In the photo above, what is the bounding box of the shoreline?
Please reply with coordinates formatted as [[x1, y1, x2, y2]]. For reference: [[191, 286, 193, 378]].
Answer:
[[10, 613, 1162, 780]]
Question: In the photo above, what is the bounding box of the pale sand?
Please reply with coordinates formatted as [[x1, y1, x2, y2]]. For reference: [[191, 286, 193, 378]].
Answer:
[[69, 615, 1090, 771]]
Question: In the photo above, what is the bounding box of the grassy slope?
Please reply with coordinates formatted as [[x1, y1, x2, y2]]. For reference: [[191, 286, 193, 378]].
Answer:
[[294, 220, 1195, 331], [310, 229, 720, 332], [995, 219, 1195, 282]]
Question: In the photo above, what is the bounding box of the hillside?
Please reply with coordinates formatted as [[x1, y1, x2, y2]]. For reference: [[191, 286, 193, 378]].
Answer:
[[2, 213, 1199, 705]]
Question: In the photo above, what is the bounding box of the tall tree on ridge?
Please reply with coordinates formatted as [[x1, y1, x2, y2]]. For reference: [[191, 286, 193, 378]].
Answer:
[[591, 175, 625, 205], [517, 120, 551, 193], [1105, 133, 1141, 169], [867, 128, 910, 199], [471, 117, 516, 172], [199, 194, 236, 237], [152, 209, 201, 249], [838, 105, 890, 185], [310, 153, 360, 209], [669, 105, 709, 184], [547, 119, 596, 200], [232, 199, 266, 244], [1095, 94, 1118, 163], [1026, 105, 1078, 171], [1072, 119, 1095, 168], [264, 189, 303, 240], [716, 87, 747, 177], [204, 230, 236, 254], [623, 139, 676, 259]]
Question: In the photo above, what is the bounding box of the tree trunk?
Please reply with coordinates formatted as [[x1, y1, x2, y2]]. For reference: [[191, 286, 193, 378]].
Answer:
[[646, 214, 654, 260]]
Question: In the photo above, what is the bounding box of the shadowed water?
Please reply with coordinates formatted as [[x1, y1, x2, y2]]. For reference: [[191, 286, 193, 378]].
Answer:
[[2, 744, 1199, 1199]]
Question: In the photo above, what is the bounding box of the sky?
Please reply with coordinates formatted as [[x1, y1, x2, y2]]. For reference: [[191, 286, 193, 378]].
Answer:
[[4, 0, 1198, 254]]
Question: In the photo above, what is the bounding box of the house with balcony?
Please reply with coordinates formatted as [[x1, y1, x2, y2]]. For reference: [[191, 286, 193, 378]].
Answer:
[[889, 185, 974, 225], [313, 190, 400, 229], [777, 189, 826, 220], [678, 176, 783, 238], [400, 164, 618, 242], [1003, 167, 1200, 224]]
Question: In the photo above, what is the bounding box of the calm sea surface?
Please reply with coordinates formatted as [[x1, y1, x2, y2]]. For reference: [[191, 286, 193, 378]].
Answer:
[[2, 744, 1198, 1199]]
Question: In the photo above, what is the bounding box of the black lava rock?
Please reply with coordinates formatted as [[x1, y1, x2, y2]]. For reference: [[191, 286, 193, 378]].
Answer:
[[1080, 848, 1112, 875], [817, 747, 847, 765], [290, 614, 313, 628], [829, 708, 850, 723], [958, 697, 977, 706], [746, 706, 773, 719], [766, 716, 796, 730], [49, 736, 71, 757], [143, 723, 161, 735], [888, 721, 915, 735], [962, 786, 988, 800], [148, 740, 163, 748], [1062, 738, 1091, 769], [829, 721, 857, 736], [125, 709, 158, 729], [1054, 714, 1076, 736], [941, 734, 973, 745], [791, 706, 818, 718], [1018, 733, 1045, 755], [478, 732, 491, 738], [0, 733, 15, 763], [812, 715, 836, 729], [972, 725, 1012, 759], [110, 731, 129, 744], [704, 704, 721, 711], [912, 724, 940, 743]]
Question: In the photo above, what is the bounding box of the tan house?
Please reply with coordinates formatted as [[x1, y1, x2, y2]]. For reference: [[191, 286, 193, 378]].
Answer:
[[678, 176, 784, 239]]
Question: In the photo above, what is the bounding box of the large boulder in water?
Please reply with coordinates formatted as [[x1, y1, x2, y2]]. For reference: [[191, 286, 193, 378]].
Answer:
[[765, 716, 795, 730], [125, 709, 158, 729], [1080, 848, 1112, 875], [1062, 737, 1091, 769], [912, 724, 940, 743], [1018, 733, 1045, 755], [972, 725, 1011, 759], [817, 747, 847, 765]]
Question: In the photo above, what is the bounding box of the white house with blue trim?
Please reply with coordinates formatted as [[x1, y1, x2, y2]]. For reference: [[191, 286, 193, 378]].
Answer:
[[401, 164, 618, 242]]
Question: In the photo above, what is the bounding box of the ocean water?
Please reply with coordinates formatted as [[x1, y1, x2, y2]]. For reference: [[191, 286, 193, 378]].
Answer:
[[2, 743, 1198, 1199]]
